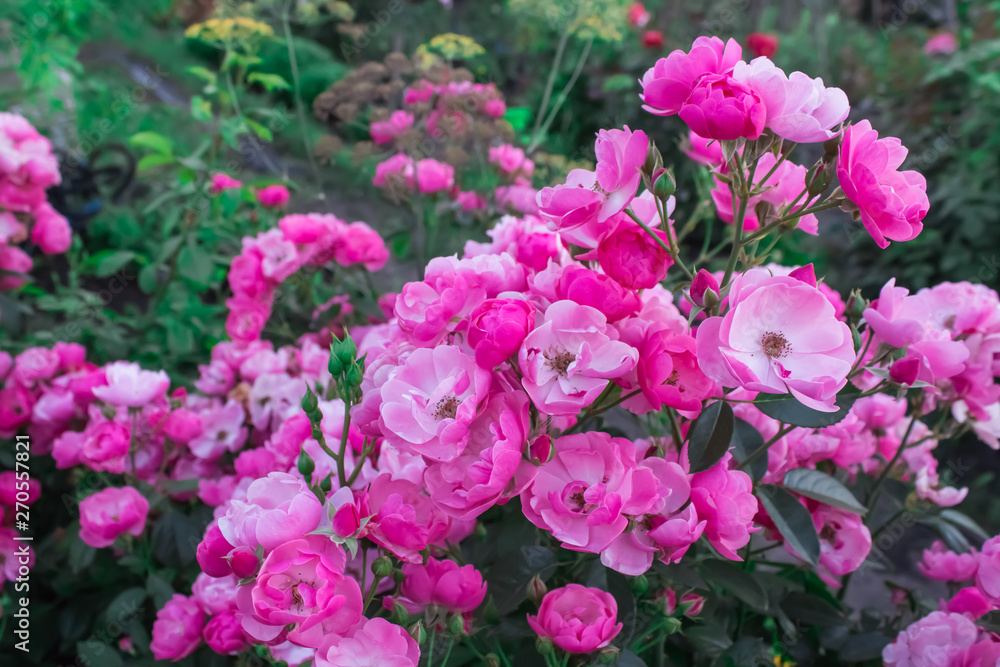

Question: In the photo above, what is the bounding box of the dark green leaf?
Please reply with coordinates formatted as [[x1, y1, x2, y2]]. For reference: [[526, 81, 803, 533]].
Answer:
[[152, 510, 201, 568], [486, 545, 557, 615], [102, 587, 147, 628], [779, 591, 846, 627], [178, 244, 214, 286], [920, 516, 971, 553], [783, 468, 866, 515], [612, 650, 646, 667], [756, 484, 821, 567], [730, 418, 767, 481], [88, 250, 135, 278], [147, 573, 175, 609], [838, 632, 891, 661], [684, 624, 732, 657], [699, 560, 768, 611], [687, 401, 734, 474], [128, 131, 172, 156], [940, 509, 991, 540], [77, 641, 124, 667], [726, 638, 769, 666], [754, 392, 858, 428]]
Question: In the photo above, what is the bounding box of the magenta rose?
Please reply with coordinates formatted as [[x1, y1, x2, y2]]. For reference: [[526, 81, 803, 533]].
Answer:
[[203, 611, 249, 655], [679, 74, 765, 141], [527, 584, 623, 653], [467, 298, 536, 369], [837, 120, 929, 249], [79, 486, 149, 548], [151, 594, 205, 662], [389, 556, 487, 615], [640, 36, 743, 116], [237, 534, 363, 648]]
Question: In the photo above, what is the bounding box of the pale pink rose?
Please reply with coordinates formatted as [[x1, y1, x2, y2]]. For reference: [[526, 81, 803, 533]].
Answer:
[[334, 221, 389, 271], [237, 534, 363, 648], [370, 110, 415, 144], [919, 540, 979, 582], [535, 169, 605, 247], [151, 594, 205, 662], [395, 267, 486, 344], [218, 472, 323, 552], [0, 212, 25, 244], [976, 536, 1000, 604], [733, 57, 849, 143], [679, 74, 766, 140], [695, 268, 855, 412], [210, 173, 242, 193], [379, 345, 491, 461], [192, 572, 240, 615], [519, 300, 638, 416], [592, 126, 647, 218], [195, 359, 235, 395], [30, 202, 72, 254], [424, 389, 531, 520], [361, 474, 450, 563], [314, 617, 420, 667], [11, 346, 59, 386], [527, 584, 622, 653], [80, 420, 131, 473], [689, 453, 757, 560], [812, 505, 871, 576], [79, 486, 149, 548], [257, 184, 290, 208], [247, 372, 305, 431], [414, 158, 454, 193], [883, 611, 979, 666], [495, 183, 539, 214], [189, 400, 248, 459], [838, 120, 929, 248], [521, 432, 661, 553], [203, 611, 248, 655], [388, 557, 487, 614], [92, 361, 170, 408], [640, 36, 743, 116]]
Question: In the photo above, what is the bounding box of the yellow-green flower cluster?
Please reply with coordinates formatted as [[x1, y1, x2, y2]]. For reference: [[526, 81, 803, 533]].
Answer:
[[184, 17, 275, 46], [507, 0, 628, 42], [415, 33, 487, 67]]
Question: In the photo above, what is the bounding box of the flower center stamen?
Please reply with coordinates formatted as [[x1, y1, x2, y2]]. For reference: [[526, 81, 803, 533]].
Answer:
[[544, 349, 576, 377], [433, 395, 459, 420], [761, 331, 790, 358]]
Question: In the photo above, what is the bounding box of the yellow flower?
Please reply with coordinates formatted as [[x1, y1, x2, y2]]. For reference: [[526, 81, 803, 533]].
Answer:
[[422, 33, 486, 60], [507, 0, 627, 43], [185, 16, 274, 46]]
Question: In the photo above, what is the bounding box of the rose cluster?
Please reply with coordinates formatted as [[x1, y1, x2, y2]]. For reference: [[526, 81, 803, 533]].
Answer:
[[0, 112, 72, 295]]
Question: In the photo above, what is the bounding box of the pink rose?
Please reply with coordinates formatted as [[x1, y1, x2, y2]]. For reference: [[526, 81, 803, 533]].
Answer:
[[315, 617, 420, 667], [30, 203, 72, 254], [334, 221, 389, 271], [695, 268, 855, 412], [79, 486, 149, 548], [379, 345, 491, 461], [414, 158, 454, 193], [527, 584, 623, 653], [489, 144, 534, 177], [521, 432, 661, 553], [689, 453, 757, 560], [196, 522, 236, 577], [203, 611, 248, 655], [596, 216, 672, 289], [945, 588, 993, 620], [218, 472, 323, 552], [210, 173, 242, 193], [837, 120, 929, 248], [467, 298, 536, 369], [192, 572, 239, 615], [92, 361, 170, 408], [0, 245, 32, 290], [0, 470, 41, 506], [883, 611, 979, 666], [925, 33, 958, 55], [679, 74, 766, 140], [370, 110, 415, 144], [373, 153, 414, 190], [151, 594, 205, 662], [812, 505, 871, 576], [919, 540, 979, 582], [389, 557, 487, 614], [362, 474, 450, 563], [257, 184, 290, 208], [976, 536, 1000, 603], [619, 330, 714, 414], [81, 420, 131, 473], [519, 300, 638, 416], [237, 534, 363, 648], [640, 36, 743, 116]]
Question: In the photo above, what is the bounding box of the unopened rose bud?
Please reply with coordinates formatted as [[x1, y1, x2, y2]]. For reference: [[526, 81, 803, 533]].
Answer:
[[372, 556, 394, 578], [301, 386, 319, 413], [688, 269, 720, 309], [845, 290, 868, 320], [393, 569, 406, 585], [889, 356, 920, 386], [392, 601, 410, 624], [630, 574, 649, 596], [334, 332, 358, 367], [652, 168, 676, 200], [328, 349, 345, 376], [642, 140, 663, 177], [597, 646, 620, 664], [662, 616, 682, 634], [229, 546, 259, 579], [483, 654, 501, 667], [408, 622, 427, 645], [345, 359, 365, 389], [447, 613, 467, 636], [527, 574, 548, 606], [297, 450, 315, 481], [529, 434, 552, 464], [535, 636, 555, 656], [677, 593, 705, 617]]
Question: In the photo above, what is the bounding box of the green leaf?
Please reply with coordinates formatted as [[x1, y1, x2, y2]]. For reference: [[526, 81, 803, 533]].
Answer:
[[686, 401, 734, 473], [783, 468, 866, 515], [220, 117, 248, 149], [178, 244, 214, 286], [838, 632, 891, 661], [187, 66, 218, 85], [754, 391, 857, 428], [245, 117, 273, 142], [940, 509, 991, 540], [779, 591, 846, 627], [191, 95, 213, 122], [919, 516, 971, 554], [138, 263, 160, 293], [602, 74, 635, 92], [137, 153, 175, 171], [102, 587, 147, 627], [684, 624, 732, 657], [612, 650, 646, 667], [128, 131, 173, 156], [87, 250, 135, 278], [699, 559, 768, 611], [248, 71, 291, 91], [146, 573, 175, 609], [487, 545, 557, 615], [756, 484, 821, 567], [151, 510, 201, 568], [77, 641, 124, 667], [504, 107, 532, 131], [730, 418, 767, 481]]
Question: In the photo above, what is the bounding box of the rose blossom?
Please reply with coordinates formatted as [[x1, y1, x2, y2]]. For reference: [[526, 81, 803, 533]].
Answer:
[[527, 584, 623, 654], [314, 617, 420, 667], [689, 453, 757, 560], [695, 267, 855, 412], [92, 361, 170, 407], [370, 110, 414, 144], [467, 298, 536, 369], [362, 474, 450, 563], [414, 158, 454, 193], [388, 557, 487, 614], [203, 611, 248, 655], [595, 216, 673, 289], [883, 611, 979, 666], [379, 345, 491, 461], [640, 36, 743, 116], [151, 594, 205, 662], [237, 534, 363, 648], [679, 74, 766, 141], [257, 184, 290, 208], [217, 472, 323, 552], [919, 540, 979, 582], [79, 486, 150, 548], [519, 300, 637, 416], [837, 120, 929, 249], [976, 536, 1000, 604]]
